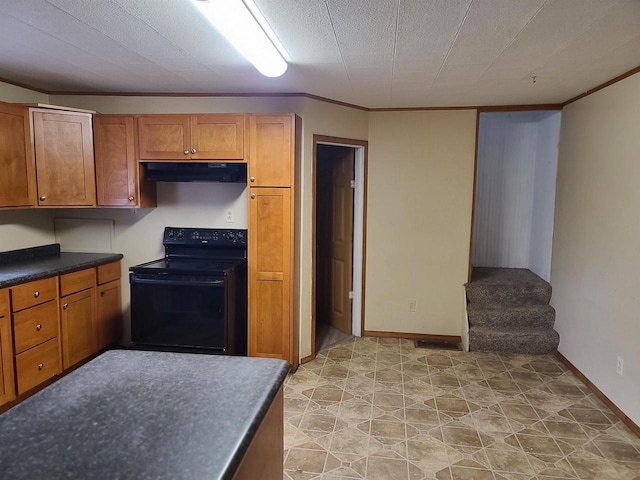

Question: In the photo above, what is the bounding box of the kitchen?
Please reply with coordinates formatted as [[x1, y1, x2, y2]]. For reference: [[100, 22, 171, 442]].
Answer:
[[1, 1, 640, 478]]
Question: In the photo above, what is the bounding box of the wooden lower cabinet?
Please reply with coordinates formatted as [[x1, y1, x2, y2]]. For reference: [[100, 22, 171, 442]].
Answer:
[[97, 280, 122, 350], [60, 288, 98, 370], [15, 338, 60, 395], [248, 188, 297, 368], [0, 290, 16, 407]]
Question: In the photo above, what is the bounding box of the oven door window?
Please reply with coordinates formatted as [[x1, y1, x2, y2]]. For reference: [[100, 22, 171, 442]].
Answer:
[[131, 276, 227, 351]]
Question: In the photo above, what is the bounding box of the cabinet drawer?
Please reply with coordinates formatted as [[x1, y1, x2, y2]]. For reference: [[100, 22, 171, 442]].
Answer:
[[60, 268, 96, 297], [15, 337, 61, 394], [13, 300, 58, 354], [0, 289, 8, 318], [97, 262, 121, 285], [11, 277, 57, 312]]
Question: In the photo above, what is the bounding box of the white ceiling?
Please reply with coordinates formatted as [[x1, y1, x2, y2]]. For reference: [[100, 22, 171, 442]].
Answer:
[[0, 0, 639, 108]]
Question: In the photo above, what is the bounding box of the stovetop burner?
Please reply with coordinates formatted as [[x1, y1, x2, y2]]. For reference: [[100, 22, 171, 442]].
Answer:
[[129, 227, 248, 276]]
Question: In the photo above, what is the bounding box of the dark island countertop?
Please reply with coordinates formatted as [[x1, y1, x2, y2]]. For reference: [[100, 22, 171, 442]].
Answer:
[[0, 349, 290, 479], [0, 244, 123, 289]]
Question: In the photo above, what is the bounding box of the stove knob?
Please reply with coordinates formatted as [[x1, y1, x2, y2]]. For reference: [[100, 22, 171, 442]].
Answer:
[[177, 230, 183, 239], [168, 230, 174, 237]]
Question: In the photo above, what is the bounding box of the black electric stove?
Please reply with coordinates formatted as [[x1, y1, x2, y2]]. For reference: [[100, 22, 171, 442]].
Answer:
[[129, 227, 247, 355]]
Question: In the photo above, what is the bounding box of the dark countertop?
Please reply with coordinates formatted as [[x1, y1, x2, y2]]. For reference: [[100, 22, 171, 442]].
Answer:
[[0, 244, 123, 288], [0, 349, 290, 480]]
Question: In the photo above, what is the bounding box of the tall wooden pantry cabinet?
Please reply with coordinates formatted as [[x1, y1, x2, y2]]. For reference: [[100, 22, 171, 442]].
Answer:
[[247, 114, 299, 371]]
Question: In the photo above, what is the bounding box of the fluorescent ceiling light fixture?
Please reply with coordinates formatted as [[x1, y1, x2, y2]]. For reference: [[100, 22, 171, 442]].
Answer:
[[192, 0, 288, 77]]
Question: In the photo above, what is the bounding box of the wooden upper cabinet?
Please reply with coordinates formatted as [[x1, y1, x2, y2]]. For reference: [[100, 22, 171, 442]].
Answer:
[[0, 101, 36, 208], [248, 115, 292, 187], [137, 115, 190, 160], [94, 115, 137, 207], [94, 115, 157, 208], [190, 115, 244, 160], [138, 114, 245, 161], [32, 110, 96, 207]]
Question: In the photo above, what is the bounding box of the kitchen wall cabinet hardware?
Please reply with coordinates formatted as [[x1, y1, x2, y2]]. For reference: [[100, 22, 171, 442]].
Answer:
[[31, 109, 96, 207], [94, 115, 157, 208], [247, 115, 292, 187], [96, 262, 122, 350], [0, 101, 36, 209], [137, 114, 245, 161], [59, 269, 97, 370], [0, 290, 15, 407], [9, 278, 61, 396], [247, 113, 299, 370]]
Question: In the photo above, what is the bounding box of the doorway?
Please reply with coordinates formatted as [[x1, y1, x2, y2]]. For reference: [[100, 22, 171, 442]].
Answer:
[[312, 135, 368, 359]]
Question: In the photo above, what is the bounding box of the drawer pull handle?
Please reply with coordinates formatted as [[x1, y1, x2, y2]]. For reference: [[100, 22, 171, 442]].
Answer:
[[250, 176, 255, 182], [250, 193, 256, 199], [39, 196, 46, 201], [191, 148, 197, 154], [34, 291, 40, 298], [38, 363, 44, 370], [36, 324, 42, 331], [63, 303, 68, 310], [183, 149, 189, 155]]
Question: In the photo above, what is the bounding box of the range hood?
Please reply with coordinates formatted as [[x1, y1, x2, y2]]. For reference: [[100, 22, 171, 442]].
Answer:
[[144, 162, 247, 183]]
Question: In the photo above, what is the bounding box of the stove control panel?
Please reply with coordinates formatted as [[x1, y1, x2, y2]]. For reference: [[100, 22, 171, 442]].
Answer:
[[164, 227, 247, 245]]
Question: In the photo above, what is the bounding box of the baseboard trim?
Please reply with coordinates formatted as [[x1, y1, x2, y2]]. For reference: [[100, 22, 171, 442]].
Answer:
[[556, 352, 640, 439], [363, 331, 462, 343], [299, 353, 315, 365]]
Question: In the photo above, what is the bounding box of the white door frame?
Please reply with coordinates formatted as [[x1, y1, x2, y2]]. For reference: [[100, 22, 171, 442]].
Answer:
[[313, 136, 368, 356]]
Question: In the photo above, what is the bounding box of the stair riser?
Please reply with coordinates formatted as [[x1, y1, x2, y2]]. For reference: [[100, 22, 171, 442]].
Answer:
[[469, 329, 559, 355], [466, 285, 551, 305], [467, 310, 555, 329]]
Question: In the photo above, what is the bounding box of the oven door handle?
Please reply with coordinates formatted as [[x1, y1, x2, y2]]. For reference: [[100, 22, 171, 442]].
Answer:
[[130, 277, 224, 287]]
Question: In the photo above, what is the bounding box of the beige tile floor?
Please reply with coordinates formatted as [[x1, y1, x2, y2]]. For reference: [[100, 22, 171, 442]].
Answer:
[[283, 337, 640, 480]]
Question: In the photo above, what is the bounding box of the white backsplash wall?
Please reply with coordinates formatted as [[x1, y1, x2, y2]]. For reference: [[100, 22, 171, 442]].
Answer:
[[0, 210, 56, 252], [55, 181, 248, 342], [472, 111, 560, 281]]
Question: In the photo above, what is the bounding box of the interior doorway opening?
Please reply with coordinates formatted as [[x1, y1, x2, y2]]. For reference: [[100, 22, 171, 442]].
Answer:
[[312, 135, 367, 359]]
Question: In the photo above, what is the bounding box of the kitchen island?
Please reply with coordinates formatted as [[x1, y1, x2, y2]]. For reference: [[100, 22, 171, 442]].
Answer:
[[0, 349, 289, 479]]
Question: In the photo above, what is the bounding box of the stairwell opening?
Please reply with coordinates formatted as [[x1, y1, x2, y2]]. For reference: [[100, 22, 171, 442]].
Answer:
[[466, 110, 562, 354]]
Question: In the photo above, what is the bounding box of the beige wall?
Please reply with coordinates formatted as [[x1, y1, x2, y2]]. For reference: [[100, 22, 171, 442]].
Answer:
[[1, 83, 478, 361], [48, 94, 369, 358], [366, 111, 477, 335], [551, 72, 640, 425], [0, 81, 48, 104]]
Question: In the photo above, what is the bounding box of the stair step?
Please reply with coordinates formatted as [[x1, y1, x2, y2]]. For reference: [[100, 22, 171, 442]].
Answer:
[[469, 326, 560, 355], [465, 267, 552, 305], [467, 304, 555, 329]]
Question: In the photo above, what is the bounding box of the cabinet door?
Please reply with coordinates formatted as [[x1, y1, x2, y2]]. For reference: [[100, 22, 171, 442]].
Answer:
[[248, 115, 292, 187], [248, 188, 291, 361], [0, 290, 15, 407], [97, 280, 122, 350], [32, 111, 96, 206], [191, 114, 245, 160], [60, 288, 97, 369], [0, 101, 35, 208], [138, 115, 190, 160], [94, 115, 137, 206]]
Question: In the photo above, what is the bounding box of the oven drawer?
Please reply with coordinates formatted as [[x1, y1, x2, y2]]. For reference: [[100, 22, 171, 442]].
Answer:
[[60, 268, 97, 297], [13, 300, 58, 354], [15, 338, 61, 394], [11, 277, 57, 312]]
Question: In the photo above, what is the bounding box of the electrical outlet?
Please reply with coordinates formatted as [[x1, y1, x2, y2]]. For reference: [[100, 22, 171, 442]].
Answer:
[[408, 300, 417, 313], [617, 356, 624, 376], [225, 209, 234, 223]]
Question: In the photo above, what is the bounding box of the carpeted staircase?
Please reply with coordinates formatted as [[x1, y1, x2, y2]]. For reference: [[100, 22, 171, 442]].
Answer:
[[464, 267, 560, 354]]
